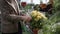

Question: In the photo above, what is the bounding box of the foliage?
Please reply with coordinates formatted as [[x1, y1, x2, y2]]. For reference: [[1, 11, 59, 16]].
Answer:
[[25, 4, 34, 9], [33, 5, 40, 11], [42, 12, 60, 34], [38, 0, 60, 34], [53, 0, 60, 13]]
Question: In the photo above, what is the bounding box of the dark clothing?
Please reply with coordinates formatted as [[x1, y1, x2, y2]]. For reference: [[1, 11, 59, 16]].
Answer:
[[18, 22, 22, 34], [2, 32, 18, 34], [2, 22, 22, 34]]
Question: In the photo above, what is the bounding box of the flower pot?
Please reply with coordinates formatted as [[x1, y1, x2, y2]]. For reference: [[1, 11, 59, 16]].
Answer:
[[33, 28, 39, 34]]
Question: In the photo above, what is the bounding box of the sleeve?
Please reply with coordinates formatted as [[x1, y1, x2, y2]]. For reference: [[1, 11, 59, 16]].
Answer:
[[1, 8, 21, 22], [0, 0, 21, 22]]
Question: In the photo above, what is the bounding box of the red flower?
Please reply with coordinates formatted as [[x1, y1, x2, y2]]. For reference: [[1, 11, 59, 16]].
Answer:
[[21, 2, 26, 7]]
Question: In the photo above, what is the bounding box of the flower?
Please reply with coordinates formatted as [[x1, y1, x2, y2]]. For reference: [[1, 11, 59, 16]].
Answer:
[[31, 10, 37, 17], [30, 10, 48, 29], [37, 16, 42, 19], [34, 16, 41, 21], [41, 14, 47, 19]]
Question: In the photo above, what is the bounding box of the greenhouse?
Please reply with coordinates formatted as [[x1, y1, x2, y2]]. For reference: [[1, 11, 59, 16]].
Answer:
[[0, 0, 60, 34]]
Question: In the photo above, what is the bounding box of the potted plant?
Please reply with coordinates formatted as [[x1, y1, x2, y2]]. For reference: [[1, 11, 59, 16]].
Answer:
[[30, 10, 47, 34]]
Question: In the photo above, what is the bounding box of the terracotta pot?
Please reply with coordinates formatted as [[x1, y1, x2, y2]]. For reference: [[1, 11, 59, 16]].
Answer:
[[33, 28, 39, 34]]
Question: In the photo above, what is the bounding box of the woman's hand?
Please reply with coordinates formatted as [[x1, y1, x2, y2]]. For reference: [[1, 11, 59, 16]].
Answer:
[[20, 15, 32, 22]]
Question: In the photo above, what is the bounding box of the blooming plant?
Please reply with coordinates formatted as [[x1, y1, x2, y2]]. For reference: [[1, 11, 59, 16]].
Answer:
[[30, 10, 47, 29]]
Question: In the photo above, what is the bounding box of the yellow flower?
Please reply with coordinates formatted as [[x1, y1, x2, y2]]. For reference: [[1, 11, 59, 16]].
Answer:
[[31, 10, 37, 17], [40, 13, 47, 19], [43, 16, 47, 19], [37, 11, 41, 14], [34, 16, 42, 21], [37, 11, 47, 19], [36, 16, 42, 19], [37, 11, 42, 16], [31, 10, 47, 21]]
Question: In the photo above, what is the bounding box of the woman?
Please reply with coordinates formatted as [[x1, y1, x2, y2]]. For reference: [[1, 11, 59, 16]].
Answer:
[[0, 0, 31, 34]]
